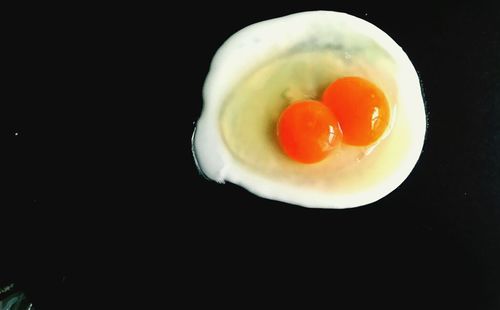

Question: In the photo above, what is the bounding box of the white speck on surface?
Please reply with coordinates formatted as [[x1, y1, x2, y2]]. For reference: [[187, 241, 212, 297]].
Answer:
[[14, 132, 19, 136]]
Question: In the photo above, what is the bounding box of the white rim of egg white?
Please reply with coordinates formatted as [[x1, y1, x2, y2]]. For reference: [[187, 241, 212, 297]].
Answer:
[[193, 11, 426, 209]]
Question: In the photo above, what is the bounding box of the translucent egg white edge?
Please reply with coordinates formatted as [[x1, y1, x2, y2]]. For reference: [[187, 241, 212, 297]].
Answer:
[[194, 10, 426, 209]]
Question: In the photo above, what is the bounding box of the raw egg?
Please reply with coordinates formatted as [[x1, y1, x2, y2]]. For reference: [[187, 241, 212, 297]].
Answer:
[[193, 11, 426, 209]]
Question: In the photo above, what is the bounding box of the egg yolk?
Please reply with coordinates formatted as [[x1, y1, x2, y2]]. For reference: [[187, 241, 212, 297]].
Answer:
[[277, 100, 341, 163], [322, 77, 390, 146]]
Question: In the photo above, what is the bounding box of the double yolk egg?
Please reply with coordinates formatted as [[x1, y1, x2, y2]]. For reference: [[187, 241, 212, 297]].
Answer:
[[277, 76, 389, 163], [193, 11, 426, 209]]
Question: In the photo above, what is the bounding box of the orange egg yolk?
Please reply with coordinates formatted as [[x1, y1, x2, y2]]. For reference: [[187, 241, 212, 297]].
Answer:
[[322, 76, 390, 146], [277, 100, 341, 164]]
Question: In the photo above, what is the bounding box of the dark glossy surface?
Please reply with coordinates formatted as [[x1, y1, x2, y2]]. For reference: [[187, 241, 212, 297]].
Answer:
[[4, 1, 500, 309]]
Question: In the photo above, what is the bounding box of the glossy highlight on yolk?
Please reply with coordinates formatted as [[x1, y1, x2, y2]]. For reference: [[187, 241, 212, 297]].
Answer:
[[322, 77, 390, 146], [277, 100, 341, 164]]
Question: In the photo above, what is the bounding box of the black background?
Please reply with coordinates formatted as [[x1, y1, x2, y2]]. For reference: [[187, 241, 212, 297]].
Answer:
[[3, 1, 500, 309]]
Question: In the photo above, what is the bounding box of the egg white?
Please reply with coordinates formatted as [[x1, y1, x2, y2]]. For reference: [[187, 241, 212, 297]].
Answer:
[[193, 11, 426, 209]]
